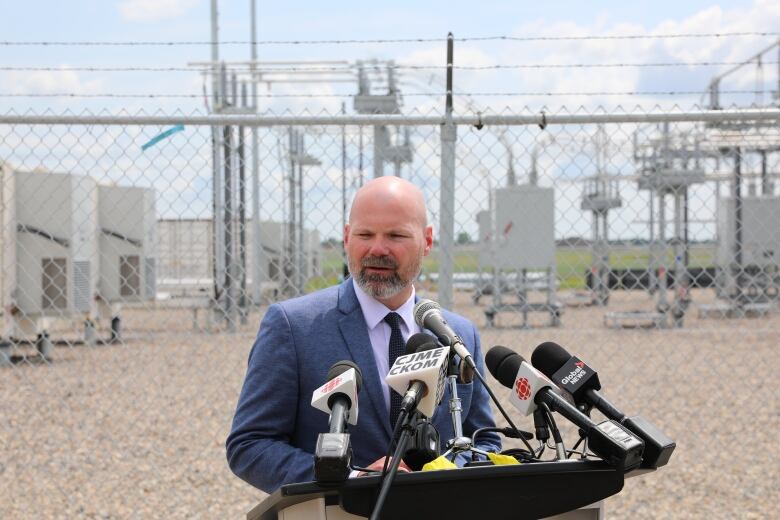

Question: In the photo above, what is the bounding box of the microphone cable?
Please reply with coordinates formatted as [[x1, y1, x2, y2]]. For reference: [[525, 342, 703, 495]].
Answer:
[[470, 427, 538, 462], [567, 435, 597, 460], [498, 447, 539, 463], [471, 364, 538, 455], [539, 402, 567, 460], [351, 465, 382, 474], [536, 439, 546, 459]]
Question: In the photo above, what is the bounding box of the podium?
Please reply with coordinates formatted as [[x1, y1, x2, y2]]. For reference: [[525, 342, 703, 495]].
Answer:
[[247, 460, 622, 520]]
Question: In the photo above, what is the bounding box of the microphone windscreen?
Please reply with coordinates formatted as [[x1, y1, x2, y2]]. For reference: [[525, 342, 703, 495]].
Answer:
[[531, 341, 571, 379], [405, 332, 438, 354], [413, 299, 441, 326], [485, 345, 523, 389], [485, 345, 514, 375], [327, 360, 363, 393]]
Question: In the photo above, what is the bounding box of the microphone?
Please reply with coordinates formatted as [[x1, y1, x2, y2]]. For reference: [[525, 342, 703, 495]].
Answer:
[[311, 361, 363, 482], [532, 341, 676, 470], [414, 299, 475, 368], [485, 345, 564, 417], [486, 346, 645, 471], [311, 360, 362, 432], [386, 332, 449, 419], [397, 333, 443, 469]]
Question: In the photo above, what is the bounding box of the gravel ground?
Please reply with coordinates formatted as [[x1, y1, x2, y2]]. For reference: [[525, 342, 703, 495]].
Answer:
[[1, 287, 778, 519]]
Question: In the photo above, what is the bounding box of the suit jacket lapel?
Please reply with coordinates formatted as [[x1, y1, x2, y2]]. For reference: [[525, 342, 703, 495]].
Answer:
[[337, 279, 393, 438]]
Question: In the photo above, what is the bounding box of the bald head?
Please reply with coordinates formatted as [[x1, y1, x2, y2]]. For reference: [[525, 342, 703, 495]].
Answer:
[[349, 176, 428, 229], [344, 176, 433, 309]]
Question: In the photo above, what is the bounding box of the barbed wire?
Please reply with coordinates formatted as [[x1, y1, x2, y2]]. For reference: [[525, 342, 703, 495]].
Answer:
[[0, 89, 770, 99], [3, 60, 780, 74], [1, 31, 778, 46]]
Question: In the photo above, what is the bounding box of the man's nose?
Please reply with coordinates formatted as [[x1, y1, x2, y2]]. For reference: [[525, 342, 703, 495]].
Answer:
[[367, 237, 390, 256]]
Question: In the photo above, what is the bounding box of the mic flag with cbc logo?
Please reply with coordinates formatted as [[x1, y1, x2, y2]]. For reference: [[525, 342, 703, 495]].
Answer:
[[508, 361, 565, 416], [385, 346, 449, 418], [485, 345, 563, 417], [311, 366, 360, 426]]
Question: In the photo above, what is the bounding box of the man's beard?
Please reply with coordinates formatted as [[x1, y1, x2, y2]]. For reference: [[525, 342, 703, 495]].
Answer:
[[350, 254, 422, 300]]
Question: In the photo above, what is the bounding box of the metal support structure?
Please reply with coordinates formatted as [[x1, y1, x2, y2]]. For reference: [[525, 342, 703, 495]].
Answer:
[[341, 102, 348, 277], [358, 126, 364, 186], [581, 127, 621, 306], [760, 150, 773, 196], [210, 1, 225, 327], [671, 188, 687, 327], [4, 109, 780, 127], [582, 130, 621, 306], [250, 0, 263, 306], [280, 129, 321, 294], [611, 122, 706, 329], [707, 37, 780, 113], [238, 83, 248, 325], [393, 127, 402, 178], [438, 33, 456, 310], [222, 75, 236, 331], [297, 134, 305, 292], [373, 126, 388, 178], [734, 148, 743, 290], [285, 128, 296, 295], [648, 189, 657, 294], [657, 185, 669, 314]]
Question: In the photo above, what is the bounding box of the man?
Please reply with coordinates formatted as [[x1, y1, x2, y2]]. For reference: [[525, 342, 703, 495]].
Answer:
[[226, 177, 500, 493]]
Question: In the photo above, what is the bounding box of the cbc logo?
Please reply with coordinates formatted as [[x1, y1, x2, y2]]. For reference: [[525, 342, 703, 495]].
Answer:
[[514, 377, 531, 400], [321, 377, 342, 394]]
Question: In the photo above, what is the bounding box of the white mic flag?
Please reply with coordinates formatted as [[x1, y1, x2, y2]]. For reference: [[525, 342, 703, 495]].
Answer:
[[509, 360, 563, 416], [385, 346, 448, 418], [311, 367, 360, 426]]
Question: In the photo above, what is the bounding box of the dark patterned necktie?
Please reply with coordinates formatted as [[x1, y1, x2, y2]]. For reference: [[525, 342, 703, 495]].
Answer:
[[384, 312, 405, 429]]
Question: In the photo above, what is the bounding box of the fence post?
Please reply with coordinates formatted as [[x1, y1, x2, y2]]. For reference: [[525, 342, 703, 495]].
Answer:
[[438, 33, 455, 310]]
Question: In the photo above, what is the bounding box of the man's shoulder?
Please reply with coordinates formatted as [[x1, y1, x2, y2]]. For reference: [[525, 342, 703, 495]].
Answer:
[[272, 282, 349, 321], [440, 307, 476, 333]]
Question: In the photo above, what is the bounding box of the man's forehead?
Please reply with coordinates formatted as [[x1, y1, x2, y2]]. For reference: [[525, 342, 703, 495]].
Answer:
[[349, 218, 419, 231]]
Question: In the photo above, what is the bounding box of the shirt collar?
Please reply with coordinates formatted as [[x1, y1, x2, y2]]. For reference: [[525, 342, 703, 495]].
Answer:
[[352, 278, 416, 332]]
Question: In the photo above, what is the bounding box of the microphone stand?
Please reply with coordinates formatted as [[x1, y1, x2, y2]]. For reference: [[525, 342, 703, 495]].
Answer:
[[370, 410, 417, 520], [441, 355, 490, 462]]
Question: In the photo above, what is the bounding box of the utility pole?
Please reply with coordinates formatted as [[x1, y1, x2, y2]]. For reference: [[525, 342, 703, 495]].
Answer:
[[438, 33, 456, 309], [250, 0, 263, 306], [209, 0, 225, 329], [341, 102, 348, 277]]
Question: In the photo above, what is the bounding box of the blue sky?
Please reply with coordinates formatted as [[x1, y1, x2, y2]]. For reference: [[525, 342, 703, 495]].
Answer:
[[2, 0, 778, 114], [0, 1, 763, 41]]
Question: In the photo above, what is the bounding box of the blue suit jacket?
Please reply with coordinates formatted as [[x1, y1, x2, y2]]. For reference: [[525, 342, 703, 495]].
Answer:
[[226, 279, 500, 493]]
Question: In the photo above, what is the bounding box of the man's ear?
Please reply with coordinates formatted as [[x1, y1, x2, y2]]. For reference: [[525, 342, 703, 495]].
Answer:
[[423, 225, 433, 256], [343, 224, 350, 247]]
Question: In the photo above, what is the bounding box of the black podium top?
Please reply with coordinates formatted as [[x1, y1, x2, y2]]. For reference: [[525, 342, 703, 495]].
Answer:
[[248, 460, 624, 520]]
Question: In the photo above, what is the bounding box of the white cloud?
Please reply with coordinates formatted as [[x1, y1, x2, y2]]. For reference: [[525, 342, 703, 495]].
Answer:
[[1, 66, 102, 96], [118, 0, 197, 23]]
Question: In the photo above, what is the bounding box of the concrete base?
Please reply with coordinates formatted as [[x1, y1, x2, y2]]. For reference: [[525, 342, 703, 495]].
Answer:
[[0, 340, 12, 367], [698, 302, 772, 319], [485, 302, 563, 328], [36, 332, 53, 360], [604, 311, 667, 329]]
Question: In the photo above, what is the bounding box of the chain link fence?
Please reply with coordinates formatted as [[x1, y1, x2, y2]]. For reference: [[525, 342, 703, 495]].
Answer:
[[1, 108, 779, 518]]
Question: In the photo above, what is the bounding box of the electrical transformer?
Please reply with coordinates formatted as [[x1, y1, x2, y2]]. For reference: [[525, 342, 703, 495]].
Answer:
[[6, 170, 99, 319], [716, 196, 780, 268], [97, 185, 157, 303], [483, 186, 556, 270]]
